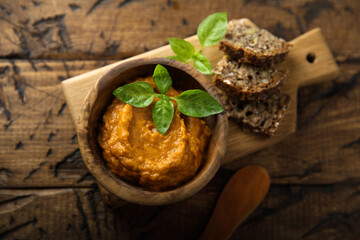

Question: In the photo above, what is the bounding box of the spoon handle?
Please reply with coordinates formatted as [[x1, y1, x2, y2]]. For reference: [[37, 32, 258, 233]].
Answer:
[[199, 165, 270, 240]]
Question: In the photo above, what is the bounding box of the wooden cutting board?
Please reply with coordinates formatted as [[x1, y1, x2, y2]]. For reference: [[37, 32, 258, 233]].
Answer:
[[62, 28, 339, 165]]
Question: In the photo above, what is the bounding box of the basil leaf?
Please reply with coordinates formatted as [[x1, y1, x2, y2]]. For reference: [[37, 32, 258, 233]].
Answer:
[[153, 64, 172, 94], [193, 53, 213, 75], [152, 95, 174, 134], [197, 12, 227, 47], [113, 81, 155, 107], [168, 38, 195, 60], [166, 55, 187, 63], [176, 89, 224, 117]]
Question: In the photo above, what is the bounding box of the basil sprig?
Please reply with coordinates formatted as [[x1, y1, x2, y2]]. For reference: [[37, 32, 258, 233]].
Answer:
[[113, 64, 224, 134], [167, 12, 227, 75]]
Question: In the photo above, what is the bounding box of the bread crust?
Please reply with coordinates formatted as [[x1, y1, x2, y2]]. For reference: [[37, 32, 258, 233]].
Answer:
[[214, 67, 289, 101], [219, 18, 292, 67], [219, 41, 291, 67], [216, 87, 290, 136], [213, 57, 289, 101]]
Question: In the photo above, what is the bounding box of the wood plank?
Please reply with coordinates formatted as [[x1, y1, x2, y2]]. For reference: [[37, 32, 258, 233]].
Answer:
[[62, 28, 339, 165], [0, 60, 359, 189], [224, 63, 360, 185], [0, 188, 118, 239], [0, 0, 359, 61], [0, 59, 116, 188], [1, 175, 360, 239]]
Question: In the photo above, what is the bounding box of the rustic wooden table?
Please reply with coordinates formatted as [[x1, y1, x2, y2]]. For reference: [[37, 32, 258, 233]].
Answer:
[[0, 0, 359, 239]]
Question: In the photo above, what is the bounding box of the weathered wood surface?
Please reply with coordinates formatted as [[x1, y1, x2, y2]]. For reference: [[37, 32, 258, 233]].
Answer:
[[1, 171, 360, 239], [0, 0, 360, 239], [0, 0, 359, 62]]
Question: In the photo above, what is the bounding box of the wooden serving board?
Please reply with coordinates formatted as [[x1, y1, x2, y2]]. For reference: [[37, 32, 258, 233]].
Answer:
[[62, 28, 339, 165]]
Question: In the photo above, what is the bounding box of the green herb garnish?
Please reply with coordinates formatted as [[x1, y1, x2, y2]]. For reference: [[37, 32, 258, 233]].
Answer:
[[113, 64, 224, 134], [167, 12, 227, 74]]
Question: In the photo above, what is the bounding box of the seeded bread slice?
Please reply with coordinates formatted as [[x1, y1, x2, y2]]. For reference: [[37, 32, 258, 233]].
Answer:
[[216, 87, 290, 136], [219, 19, 292, 66], [214, 56, 289, 101]]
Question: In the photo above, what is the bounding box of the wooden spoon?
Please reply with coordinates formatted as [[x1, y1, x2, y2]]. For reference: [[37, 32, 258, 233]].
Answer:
[[199, 166, 270, 240]]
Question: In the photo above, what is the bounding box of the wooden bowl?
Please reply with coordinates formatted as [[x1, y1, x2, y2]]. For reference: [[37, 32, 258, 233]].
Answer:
[[77, 58, 229, 205]]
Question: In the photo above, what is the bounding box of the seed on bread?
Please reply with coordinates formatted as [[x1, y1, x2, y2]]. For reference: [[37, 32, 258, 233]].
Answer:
[[213, 56, 289, 100], [219, 18, 292, 66], [216, 87, 290, 136]]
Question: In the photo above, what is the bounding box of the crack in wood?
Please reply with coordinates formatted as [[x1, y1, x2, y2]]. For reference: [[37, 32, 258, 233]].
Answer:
[[4, 120, 13, 130], [3, 87, 60, 130], [86, 0, 105, 15], [27, 59, 38, 72], [0, 217, 37, 239], [23, 161, 46, 181], [69, 3, 81, 11], [43, 109, 53, 125], [86, 188, 101, 238], [5, 13, 72, 58], [0, 4, 13, 16], [76, 173, 93, 183], [32, 1, 40, 7], [62, 60, 71, 78], [75, 191, 91, 240], [40, 63, 52, 71], [10, 60, 26, 104], [0, 97, 11, 121], [167, 0, 173, 7], [46, 148, 53, 157], [15, 141, 24, 150], [25, 82, 62, 100], [0, 65, 10, 75], [342, 137, 360, 149], [54, 149, 86, 178], [33, 14, 72, 52], [87, 40, 94, 55], [71, 134, 78, 144], [104, 40, 121, 56], [38, 227, 47, 238], [118, 0, 135, 8], [0, 194, 35, 206], [47, 132, 56, 142]]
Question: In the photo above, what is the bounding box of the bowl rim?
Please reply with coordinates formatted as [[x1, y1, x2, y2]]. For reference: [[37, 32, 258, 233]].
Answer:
[[77, 57, 229, 205]]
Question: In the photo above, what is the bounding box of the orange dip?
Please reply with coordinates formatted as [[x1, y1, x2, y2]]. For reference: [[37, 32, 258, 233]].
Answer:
[[98, 77, 211, 191]]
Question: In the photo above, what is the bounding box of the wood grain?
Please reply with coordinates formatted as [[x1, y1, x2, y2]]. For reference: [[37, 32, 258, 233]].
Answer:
[[200, 166, 270, 240], [0, 59, 115, 187], [0, 0, 360, 239], [1, 170, 360, 240], [61, 28, 339, 164], [0, 0, 359, 62], [0, 188, 118, 239]]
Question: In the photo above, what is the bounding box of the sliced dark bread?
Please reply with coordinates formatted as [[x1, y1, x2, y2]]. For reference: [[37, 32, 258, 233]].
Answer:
[[213, 56, 289, 100], [216, 87, 290, 136], [219, 18, 292, 66]]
